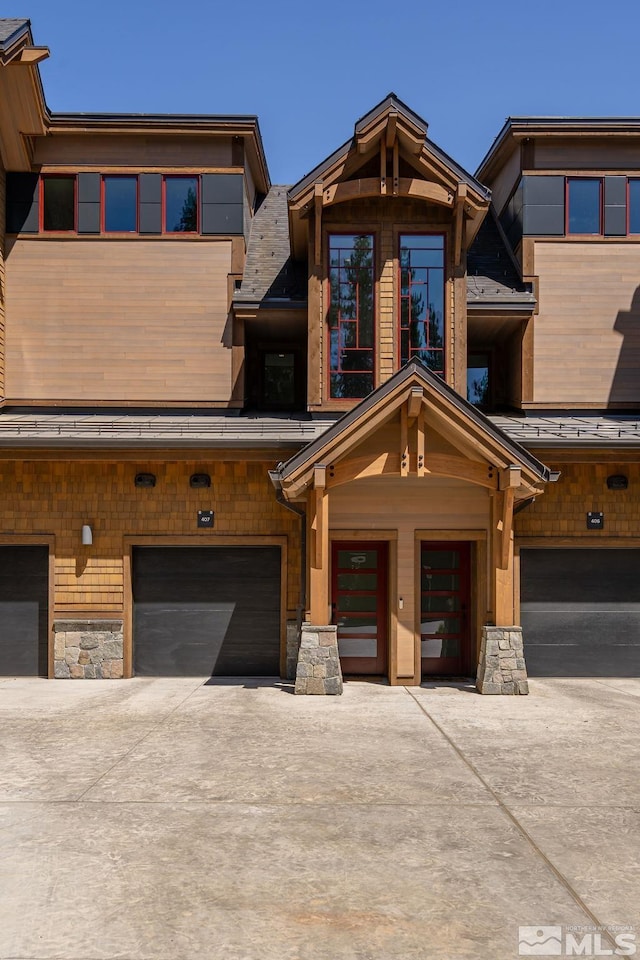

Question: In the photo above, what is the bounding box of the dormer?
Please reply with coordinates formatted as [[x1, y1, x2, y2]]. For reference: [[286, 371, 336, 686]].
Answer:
[[287, 95, 491, 411]]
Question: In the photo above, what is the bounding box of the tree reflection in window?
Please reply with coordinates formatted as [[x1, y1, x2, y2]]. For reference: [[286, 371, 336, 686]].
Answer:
[[165, 177, 198, 232], [399, 234, 445, 376], [328, 234, 374, 398]]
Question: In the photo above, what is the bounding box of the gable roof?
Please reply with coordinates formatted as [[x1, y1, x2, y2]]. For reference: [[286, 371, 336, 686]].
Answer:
[[289, 93, 490, 203], [271, 359, 550, 496]]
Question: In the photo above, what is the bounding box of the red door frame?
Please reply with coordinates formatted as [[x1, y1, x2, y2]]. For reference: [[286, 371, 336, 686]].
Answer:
[[331, 540, 388, 676], [420, 541, 471, 678]]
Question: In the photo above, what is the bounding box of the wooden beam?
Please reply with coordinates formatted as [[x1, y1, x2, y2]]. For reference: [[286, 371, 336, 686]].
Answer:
[[11, 46, 50, 65], [322, 177, 454, 208], [400, 405, 409, 477], [309, 486, 330, 624], [324, 451, 498, 490], [314, 183, 323, 267], [386, 112, 398, 148], [417, 407, 426, 477], [498, 488, 515, 570], [499, 465, 522, 490], [407, 386, 423, 420], [314, 463, 327, 490], [380, 138, 387, 195], [454, 184, 467, 268], [392, 141, 399, 196]]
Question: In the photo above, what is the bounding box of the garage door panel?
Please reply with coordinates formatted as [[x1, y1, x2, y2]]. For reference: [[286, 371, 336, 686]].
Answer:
[[521, 549, 640, 678], [0, 546, 49, 676], [133, 547, 281, 677]]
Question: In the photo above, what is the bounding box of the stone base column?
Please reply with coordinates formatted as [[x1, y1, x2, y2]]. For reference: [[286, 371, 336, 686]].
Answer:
[[54, 620, 124, 679], [294, 624, 343, 695], [286, 620, 301, 681], [476, 626, 529, 695]]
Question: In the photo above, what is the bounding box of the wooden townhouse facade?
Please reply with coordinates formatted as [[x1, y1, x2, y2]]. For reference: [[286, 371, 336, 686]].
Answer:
[[0, 18, 638, 689]]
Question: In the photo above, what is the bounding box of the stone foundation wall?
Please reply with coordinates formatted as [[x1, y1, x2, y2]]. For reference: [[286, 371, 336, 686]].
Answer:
[[476, 626, 528, 695], [286, 620, 300, 681], [294, 624, 343, 695], [54, 620, 124, 679]]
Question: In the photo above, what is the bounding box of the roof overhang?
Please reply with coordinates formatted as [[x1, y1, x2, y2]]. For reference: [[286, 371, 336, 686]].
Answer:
[[0, 20, 49, 169], [271, 360, 551, 501]]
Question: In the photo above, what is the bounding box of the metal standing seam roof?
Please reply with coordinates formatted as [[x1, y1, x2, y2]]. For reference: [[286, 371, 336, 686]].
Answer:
[[0, 412, 330, 448], [0, 410, 638, 451], [490, 415, 640, 447]]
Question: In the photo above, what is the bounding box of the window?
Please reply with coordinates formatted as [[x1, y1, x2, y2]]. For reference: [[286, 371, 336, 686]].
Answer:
[[399, 234, 445, 375], [42, 176, 75, 231], [567, 178, 601, 234], [164, 176, 198, 232], [103, 176, 137, 232], [629, 180, 640, 234], [328, 234, 375, 399], [467, 353, 490, 407]]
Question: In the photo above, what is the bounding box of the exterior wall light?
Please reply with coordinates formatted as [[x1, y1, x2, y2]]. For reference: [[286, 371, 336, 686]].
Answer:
[[135, 473, 156, 488], [607, 474, 628, 490], [81, 524, 93, 545], [190, 473, 211, 488]]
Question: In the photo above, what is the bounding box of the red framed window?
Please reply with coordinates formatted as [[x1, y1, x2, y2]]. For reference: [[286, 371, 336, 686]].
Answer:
[[399, 234, 445, 375], [103, 175, 138, 233], [328, 234, 375, 399], [163, 176, 199, 233], [566, 178, 602, 235], [41, 175, 76, 232]]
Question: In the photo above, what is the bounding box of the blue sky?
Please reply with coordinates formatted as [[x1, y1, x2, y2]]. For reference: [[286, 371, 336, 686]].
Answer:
[[10, 0, 640, 185]]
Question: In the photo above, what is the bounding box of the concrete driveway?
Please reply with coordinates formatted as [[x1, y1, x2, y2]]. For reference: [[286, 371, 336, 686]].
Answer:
[[0, 677, 638, 960]]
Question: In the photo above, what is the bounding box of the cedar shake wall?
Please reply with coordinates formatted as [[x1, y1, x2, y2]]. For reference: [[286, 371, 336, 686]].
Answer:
[[0, 458, 300, 614], [515, 460, 640, 538]]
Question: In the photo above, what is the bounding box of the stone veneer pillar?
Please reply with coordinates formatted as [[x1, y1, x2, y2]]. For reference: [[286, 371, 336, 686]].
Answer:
[[294, 624, 343, 695], [54, 620, 124, 679], [476, 626, 529, 694]]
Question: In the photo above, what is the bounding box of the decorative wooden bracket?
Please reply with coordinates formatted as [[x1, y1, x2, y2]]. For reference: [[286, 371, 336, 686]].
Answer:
[[386, 112, 398, 148], [392, 140, 399, 196], [417, 406, 426, 477]]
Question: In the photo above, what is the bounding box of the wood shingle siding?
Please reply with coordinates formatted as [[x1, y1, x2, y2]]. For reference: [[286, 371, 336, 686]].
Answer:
[[0, 458, 301, 618], [5, 239, 234, 404]]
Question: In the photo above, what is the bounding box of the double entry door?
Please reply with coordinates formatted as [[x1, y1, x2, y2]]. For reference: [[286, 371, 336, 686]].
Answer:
[[330, 539, 472, 679]]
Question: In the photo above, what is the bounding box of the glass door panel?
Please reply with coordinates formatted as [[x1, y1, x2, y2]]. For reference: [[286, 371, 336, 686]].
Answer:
[[421, 541, 471, 677], [331, 541, 388, 675]]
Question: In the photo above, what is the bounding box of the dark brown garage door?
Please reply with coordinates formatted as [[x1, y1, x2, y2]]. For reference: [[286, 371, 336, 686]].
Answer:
[[0, 546, 49, 676], [133, 546, 281, 677], [520, 548, 640, 677]]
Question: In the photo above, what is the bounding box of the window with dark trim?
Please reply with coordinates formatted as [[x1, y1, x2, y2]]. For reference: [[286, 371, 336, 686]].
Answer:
[[103, 176, 138, 232], [399, 234, 445, 375], [328, 234, 375, 399], [42, 176, 76, 231], [164, 176, 199, 233], [628, 179, 640, 234], [566, 178, 602, 234]]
